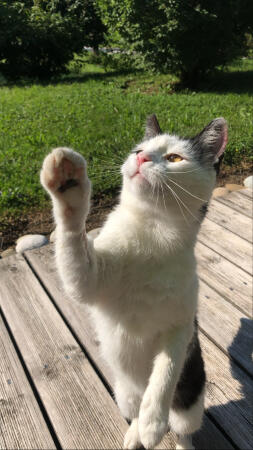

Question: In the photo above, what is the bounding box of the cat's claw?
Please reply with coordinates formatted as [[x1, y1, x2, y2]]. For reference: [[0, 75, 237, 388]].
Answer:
[[123, 419, 141, 449]]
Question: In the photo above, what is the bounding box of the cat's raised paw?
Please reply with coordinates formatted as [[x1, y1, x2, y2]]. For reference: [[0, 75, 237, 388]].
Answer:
[[40, 147, 88, 196], [40, 147, 91, 230]]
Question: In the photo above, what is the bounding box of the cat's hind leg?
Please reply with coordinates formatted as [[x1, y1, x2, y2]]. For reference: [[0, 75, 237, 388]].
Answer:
[[169, 389, 204, 449], [170, 324, 205, 450]]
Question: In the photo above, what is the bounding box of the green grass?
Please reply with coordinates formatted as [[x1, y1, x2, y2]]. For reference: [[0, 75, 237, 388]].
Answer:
[[0, 57, 252, 214]]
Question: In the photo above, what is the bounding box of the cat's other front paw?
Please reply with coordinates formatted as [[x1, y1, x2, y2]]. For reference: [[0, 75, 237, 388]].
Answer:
[[123, 419, 141, 449], [139, 394, 168, 448]]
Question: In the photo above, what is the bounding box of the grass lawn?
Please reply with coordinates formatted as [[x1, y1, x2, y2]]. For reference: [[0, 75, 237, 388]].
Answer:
[[0, 57, 252, 216]]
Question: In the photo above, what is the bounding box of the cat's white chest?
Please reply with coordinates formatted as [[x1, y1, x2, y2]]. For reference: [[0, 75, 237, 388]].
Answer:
[[94, 249, 197, 338]]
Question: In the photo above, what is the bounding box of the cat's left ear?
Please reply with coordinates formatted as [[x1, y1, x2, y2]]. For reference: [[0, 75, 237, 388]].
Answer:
[[144, 114, 162, 140], [191, 118, 228, 167]]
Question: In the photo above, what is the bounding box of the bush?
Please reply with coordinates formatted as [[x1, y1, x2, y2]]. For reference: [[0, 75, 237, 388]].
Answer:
[[0, 1, 105, 79], [98, 0, 253, 85]]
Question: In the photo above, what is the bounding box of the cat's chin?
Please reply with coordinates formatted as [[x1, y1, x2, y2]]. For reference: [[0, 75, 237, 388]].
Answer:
[[131, 172, 147, 181], [130, 173, 151, 193]]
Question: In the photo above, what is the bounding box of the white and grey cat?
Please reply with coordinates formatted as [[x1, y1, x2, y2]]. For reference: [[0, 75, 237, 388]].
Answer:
[[40, 115, 227, 449]]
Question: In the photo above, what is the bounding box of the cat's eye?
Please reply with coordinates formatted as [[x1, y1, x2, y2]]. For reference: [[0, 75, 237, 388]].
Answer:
[[166, 154, 184, 163]]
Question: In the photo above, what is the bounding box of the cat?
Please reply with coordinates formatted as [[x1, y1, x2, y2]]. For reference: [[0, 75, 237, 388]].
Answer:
[[40, 114, 227, 449]]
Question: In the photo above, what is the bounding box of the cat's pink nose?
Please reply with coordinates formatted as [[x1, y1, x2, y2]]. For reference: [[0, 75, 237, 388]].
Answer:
[[137, 152, 151, 167]]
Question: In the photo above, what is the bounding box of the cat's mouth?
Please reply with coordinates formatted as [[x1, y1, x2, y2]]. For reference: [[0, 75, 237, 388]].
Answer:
[[131, 170, 146, 180]]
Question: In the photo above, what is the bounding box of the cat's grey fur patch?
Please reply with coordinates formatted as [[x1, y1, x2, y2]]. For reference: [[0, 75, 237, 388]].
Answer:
[[213, 153, 224, 175], [189, 118, 227, 166], [172, 319, 205, 410], [144, 114, 162, 140], [199, 202, 208, 219]]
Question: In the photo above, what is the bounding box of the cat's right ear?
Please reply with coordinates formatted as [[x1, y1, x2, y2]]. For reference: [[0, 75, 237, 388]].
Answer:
[[192, 118, 228, 161], [144, 114, 162, 140]]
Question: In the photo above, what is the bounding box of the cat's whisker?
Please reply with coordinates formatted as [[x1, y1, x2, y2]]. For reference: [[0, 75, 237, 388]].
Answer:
[[168, 186, 190, 226], [166, 177, 208, 203], [163, 182, 191, 225], [158, 173, 189, 226], [151, 178, 156, 203], [90, 164, 122, 170], [164, 182, 201, 224], [155, 181, 160, 209], [90, 173, 121, 182], [90, 168, 121, 175], [161, 183, 168, 216], [161, 167, 203, 175], [90, 157, 123, 165], [90, 173, 121, 180]]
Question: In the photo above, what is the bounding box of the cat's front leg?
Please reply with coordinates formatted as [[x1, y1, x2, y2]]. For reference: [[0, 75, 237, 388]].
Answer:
[[40, 147, 98, 303], [123, 418, 141, 449], [138, 325, 194, 449]]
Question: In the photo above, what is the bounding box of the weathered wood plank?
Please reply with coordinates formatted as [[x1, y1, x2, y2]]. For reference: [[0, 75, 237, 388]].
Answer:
[[215, 190, 252, 218], [199, 218, 252, 275], [198, 280, 253, 376], [240, 188, 253, 199], [207, 199, 252, 242], [26, 245, 113, 386], [193, 415, 235, 450], [0, 315, 55, 450], [200, 333, 253, 450], [0, 254, 128, 449], [196, 241, 252, 317], [26, 245, 236, 450]]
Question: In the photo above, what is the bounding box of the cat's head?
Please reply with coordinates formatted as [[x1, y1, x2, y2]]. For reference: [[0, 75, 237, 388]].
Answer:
[[121, 114, 227, 221]]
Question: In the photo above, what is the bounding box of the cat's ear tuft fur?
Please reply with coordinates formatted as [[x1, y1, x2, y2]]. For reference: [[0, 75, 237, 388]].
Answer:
[[144, 114, 162, 140], [192, 118, 228, 165]]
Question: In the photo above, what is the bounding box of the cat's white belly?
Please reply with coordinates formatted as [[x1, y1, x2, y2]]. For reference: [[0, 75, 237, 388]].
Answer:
[[89, 305, 157, 387], [89, 273, 198, 386]]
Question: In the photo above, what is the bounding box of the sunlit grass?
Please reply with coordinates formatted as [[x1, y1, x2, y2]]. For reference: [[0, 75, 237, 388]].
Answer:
[[0, 58, 252, 214]]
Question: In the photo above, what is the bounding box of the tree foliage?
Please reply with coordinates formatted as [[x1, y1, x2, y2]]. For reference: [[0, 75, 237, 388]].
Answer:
[[98, 0, 253, 84], [0, 0, 105, 79]]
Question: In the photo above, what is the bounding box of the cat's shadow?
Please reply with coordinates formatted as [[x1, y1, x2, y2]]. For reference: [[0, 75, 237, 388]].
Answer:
[[193, 317, 253, 449]]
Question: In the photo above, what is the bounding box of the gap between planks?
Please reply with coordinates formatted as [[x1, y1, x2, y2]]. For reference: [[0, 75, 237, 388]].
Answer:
[[0, 312, 56, 450], [214, 189, 252, 218], [206, 198, 252, 243], [196, 241, 252, 318], [199, 217, 252, 275], [239, 188, 252, 199]]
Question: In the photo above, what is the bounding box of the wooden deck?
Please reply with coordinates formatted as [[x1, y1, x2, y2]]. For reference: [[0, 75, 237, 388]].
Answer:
[[0, 188, 252, 450]]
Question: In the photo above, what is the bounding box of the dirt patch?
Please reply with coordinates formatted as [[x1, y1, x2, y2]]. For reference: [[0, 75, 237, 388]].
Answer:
[[217, 160, 252, 186], [0, 193, 118, 253], [0, 163, 251, 253]]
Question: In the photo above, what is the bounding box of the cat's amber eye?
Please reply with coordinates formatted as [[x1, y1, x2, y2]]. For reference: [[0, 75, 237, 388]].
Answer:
[[166, 154, 184, 163]]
